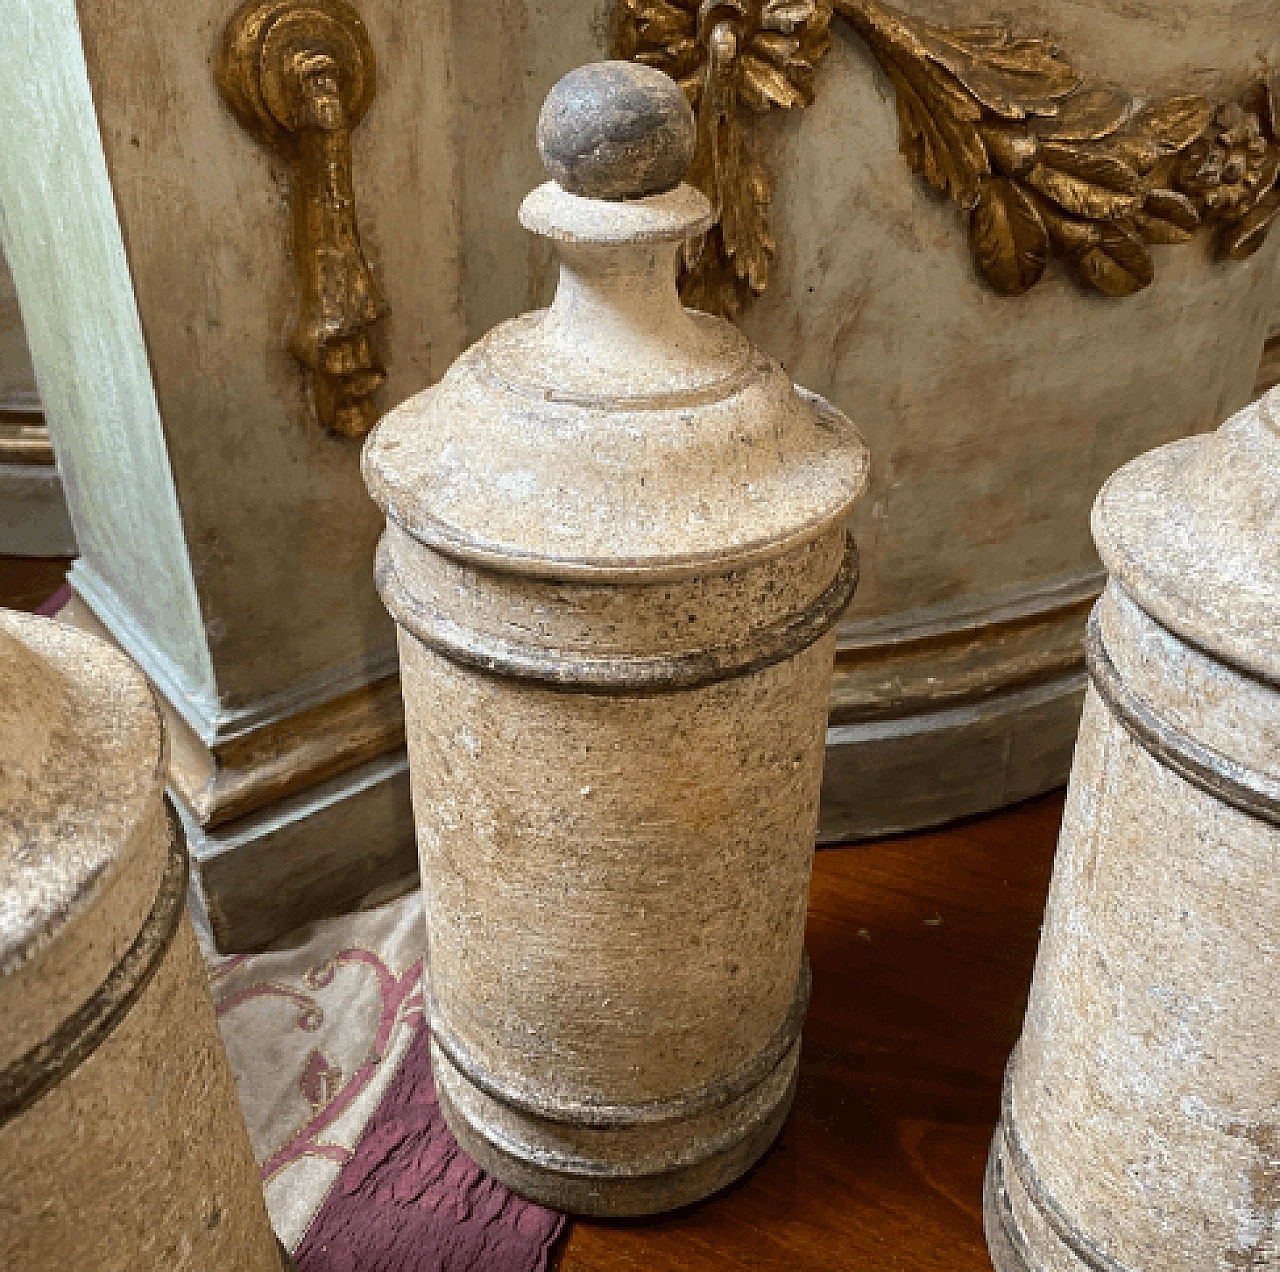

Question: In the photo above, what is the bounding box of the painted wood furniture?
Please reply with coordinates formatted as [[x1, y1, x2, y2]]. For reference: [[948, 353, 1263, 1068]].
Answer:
[[0, 0, 458, 948]]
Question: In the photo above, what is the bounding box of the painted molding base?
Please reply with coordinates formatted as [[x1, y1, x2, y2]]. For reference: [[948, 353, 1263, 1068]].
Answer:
[[818, 570, 1099, 841], [60, 590, 417, 952], [160, 664, 406, 832], [819, 668, 1086, 842], [181, 749, 416, 953], [0, 461, 74, 556]]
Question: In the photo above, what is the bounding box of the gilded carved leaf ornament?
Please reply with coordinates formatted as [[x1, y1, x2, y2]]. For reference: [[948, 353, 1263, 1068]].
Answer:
[[613, 0, 835, 315], [611, 0, 1280, 313]]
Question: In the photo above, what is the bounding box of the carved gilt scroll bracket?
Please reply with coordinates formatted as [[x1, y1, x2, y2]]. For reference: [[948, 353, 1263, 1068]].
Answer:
[[218, 0, 387, 437], [612, 0, 1280, 313]]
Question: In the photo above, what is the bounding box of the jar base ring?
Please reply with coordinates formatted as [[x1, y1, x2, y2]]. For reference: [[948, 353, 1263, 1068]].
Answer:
[[432, 1035, 800, 1217]]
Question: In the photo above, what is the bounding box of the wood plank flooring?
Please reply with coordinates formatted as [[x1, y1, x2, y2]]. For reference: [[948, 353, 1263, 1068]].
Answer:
[[0, 553, 70, 612], [557, 793, 1064, 1271]]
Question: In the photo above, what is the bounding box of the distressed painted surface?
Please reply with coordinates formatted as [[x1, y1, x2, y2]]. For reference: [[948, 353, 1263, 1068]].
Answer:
[[451, 0, 613, 341], [740, 8, 1280, 621], [1100, 585, 1280, 785], [0, 0, 215, 711], [1093, 394, 1280, 688], [989, 393, 1280, 1271], [369, 94, 869, 1210], [2, 921, 286, 1271], [404, 631, 833, 1106], [1006, 681, 1279, 1270], [9, 0, 1277, 709], [0, 610, 280, 1271], [439, 0, 1280, 840], [68, 0, 466, 711]]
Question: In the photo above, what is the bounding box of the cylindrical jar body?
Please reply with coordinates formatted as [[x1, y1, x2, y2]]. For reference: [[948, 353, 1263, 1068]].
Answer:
[[2, 916, 287, 1270], [383, 521, 852, 1213], [365, 157, 869, 1212], [0, 611, 285, 1272], [985, 581, 1280, 1272]]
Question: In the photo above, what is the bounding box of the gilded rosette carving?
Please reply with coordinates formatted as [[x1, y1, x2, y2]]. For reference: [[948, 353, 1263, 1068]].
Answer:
[[612, 0, 1280, 311]]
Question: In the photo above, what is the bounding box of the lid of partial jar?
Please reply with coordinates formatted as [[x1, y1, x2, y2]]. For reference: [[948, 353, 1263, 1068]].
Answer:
[[0, 609, 165, 977], [1092, 387, 1279, 685]]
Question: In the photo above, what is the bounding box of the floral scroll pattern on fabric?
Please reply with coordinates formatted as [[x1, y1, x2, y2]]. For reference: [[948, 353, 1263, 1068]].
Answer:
[[208, 891, 566, 1271], [612, 0, 1280, 312], [209, 895, 427, 1250]]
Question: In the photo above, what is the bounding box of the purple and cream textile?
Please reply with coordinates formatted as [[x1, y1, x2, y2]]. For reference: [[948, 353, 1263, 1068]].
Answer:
[[297, 1025, 564, 1272], [207, 892, 564, 1270]]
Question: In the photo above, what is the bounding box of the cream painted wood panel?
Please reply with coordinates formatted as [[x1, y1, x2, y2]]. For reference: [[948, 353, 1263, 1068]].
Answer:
[[73, 0, 465, 712], [747, 11, 1280, 621]]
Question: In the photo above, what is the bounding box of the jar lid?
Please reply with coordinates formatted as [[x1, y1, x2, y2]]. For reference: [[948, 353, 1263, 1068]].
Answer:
[[1092, 388, 1279, 685], [364, 61, 869, 581], [364, 348, 868, 582], [0, 610, 170, 1073]]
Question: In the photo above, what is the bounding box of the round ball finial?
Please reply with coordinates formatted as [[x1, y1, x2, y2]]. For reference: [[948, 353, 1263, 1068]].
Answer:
[[537, 61, 697, 201]]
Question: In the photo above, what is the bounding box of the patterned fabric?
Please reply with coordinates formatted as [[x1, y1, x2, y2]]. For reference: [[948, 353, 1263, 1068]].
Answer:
[[207, 891, 563, 1270], [210, 894, 427, 1249], [297, 1027, 565, 1272]]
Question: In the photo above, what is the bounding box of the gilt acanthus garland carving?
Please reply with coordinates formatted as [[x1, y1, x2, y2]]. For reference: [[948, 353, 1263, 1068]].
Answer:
[[611, 0, 1280, 313], [219, 0, 387, 437], [613, 0, 835, 316]]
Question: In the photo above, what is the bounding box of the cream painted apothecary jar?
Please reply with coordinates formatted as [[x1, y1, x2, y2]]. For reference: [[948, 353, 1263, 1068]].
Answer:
[[0, 608, 288, 1270], [986, 389, 1280, 1271], [364, 62, 869, 1215]]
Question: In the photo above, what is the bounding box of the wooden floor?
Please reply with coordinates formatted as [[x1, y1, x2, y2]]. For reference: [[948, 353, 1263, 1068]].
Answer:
[[2, 555, 1066, 1272], [0, 553, 71, 612], [558, 793, 1065, 1272]]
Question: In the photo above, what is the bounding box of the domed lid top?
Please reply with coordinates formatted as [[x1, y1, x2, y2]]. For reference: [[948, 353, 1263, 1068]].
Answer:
[[1093, 389, 1279, 685], [364, 61, 869, 579], [365, 344, 868, 580], [0, 610, 165, 977]]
